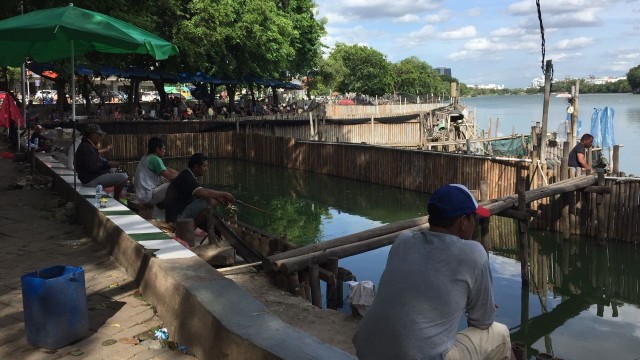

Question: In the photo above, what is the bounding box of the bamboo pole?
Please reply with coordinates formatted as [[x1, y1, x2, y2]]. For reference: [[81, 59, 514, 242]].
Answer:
[[596, 171, 607, 244], [518, 179, 529, 286], [265, 216, 429, 268], [276, 224, 430, 274], [540, 61, 552, 165]]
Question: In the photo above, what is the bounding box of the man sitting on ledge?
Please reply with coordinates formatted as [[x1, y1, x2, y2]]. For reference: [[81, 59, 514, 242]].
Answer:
[[75, 123, 127, 200], [164, 153, 234, 228], [133, 137, 178, 207], [353, 184, 513, 360]]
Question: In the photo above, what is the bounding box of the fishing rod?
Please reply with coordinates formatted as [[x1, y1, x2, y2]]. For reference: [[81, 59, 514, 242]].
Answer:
[[235, 199, 273, 215]]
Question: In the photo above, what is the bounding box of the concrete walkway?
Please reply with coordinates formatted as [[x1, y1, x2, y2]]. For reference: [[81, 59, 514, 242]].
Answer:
[[0, 148, 194, 359]]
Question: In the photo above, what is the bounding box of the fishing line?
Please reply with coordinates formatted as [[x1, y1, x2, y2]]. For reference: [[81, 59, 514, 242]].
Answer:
[[235, 199, 274, 215]]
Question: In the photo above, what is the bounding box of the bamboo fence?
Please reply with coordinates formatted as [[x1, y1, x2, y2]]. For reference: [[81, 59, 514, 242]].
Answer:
[[107, 131, 638, 242]]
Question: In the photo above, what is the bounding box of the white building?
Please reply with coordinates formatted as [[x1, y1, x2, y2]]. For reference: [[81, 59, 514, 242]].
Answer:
[[467, 83, 505, 90]]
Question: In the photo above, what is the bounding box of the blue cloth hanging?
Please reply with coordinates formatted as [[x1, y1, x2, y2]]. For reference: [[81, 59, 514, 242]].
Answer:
[[590, 108, 602, 146], [600, 106, 615, 149]]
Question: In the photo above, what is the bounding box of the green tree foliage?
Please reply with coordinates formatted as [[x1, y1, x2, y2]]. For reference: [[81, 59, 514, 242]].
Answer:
[[627, 65, 640, 93], [279, 0, 326, 78], [391, 56, 443, 96], [323, 43, 391, 96]]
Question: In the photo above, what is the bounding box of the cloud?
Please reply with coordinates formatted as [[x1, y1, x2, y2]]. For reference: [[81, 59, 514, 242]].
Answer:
[[393, 14, 421, 23], [438, 26, 477, 39], [546, 52, 579, 62], [555, 36, 594, 49], [425, 9, 452, 24], [466, 7, 481, 17], [509, 0, 611, 15], [618, 52, 640, 60], [320, 0, 442, 20], [323, 12, 352, 24], [398, 25, 437, 47], [322, 25, 380, 50], [491, 27, 527, 38], [446, 36, 539, 61]]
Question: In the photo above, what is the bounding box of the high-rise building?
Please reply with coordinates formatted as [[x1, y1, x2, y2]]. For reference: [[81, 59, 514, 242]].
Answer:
[[436, 67, 451, 77]]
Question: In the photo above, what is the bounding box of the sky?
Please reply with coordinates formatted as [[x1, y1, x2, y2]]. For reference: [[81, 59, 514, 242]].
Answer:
[[315, 0, 640, 88]]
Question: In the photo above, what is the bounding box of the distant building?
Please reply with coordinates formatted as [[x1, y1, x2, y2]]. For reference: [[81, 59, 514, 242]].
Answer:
[[584, 76, 626, 85], [531, 77, 545, 88], [531, 75, 625, 88], [436, 67, 451, 77], [467, 84, 505, 90]]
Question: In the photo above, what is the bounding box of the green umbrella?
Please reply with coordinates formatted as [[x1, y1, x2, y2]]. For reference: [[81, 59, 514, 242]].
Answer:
[[0, 4, 178, 66], [0, 4, 178, 187]]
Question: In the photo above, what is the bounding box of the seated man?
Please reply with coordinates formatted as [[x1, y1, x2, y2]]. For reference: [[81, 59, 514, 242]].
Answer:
[[67, 130, 111, 170], [164, 153, 234, 227], [133, 137, 178, 206], [353, 184, 513, 360], [74, 124, 127, 200], [29, 125, 52, 152]]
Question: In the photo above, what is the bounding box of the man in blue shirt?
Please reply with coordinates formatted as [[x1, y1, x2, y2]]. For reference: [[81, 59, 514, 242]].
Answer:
[[353, 184, 512, 360]]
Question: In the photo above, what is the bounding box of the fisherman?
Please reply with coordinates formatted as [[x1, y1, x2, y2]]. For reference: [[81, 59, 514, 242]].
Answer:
[[568, 133, 594, 175], [29, 124, 52, 152], [74, 123, 128, 200], [353, 184, 513, 360], [133, 137, 178, 206], [164, 153, 234, 228]]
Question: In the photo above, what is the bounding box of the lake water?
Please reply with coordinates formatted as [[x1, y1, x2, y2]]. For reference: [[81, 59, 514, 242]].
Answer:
[[461, 93, 640, 175], [157, 157, 640, 360]]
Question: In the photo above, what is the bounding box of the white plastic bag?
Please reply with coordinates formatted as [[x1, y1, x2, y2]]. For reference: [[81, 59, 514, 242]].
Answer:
[[346, 280, 376, 316]]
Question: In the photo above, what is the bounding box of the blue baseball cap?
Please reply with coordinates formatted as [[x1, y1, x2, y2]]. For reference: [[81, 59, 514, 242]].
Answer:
[[428, 184, 491, 218]]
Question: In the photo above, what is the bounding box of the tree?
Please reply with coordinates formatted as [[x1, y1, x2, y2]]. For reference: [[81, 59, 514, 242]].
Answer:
[[391, 56, 444, 97], [324, 43, 391, 96], [176, 0, 303, 105], [627, 65, 640, 93]]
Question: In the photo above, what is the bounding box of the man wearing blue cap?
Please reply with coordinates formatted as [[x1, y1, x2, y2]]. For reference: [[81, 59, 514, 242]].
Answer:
[[353, 184, 513, 360]]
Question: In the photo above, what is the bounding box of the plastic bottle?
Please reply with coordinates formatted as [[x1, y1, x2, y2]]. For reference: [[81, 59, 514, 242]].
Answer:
[[33, 137, 39, 149], [95, 185, 103, 207]]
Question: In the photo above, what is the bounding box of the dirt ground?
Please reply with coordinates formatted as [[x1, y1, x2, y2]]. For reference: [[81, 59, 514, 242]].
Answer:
[[226, 269, 360, 355]]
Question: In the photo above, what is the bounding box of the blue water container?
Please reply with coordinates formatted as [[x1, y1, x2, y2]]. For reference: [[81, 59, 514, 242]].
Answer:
[[21, 265, 89, 349]]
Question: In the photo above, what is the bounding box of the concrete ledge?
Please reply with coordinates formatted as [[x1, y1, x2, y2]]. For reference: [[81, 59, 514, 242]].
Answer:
[[35, 154, 354, 359]]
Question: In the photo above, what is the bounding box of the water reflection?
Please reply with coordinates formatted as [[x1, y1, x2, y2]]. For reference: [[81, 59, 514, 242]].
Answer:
[[491, 226, 640, 359], [169, 158, 428, 245], [147, 158, 640, 359]]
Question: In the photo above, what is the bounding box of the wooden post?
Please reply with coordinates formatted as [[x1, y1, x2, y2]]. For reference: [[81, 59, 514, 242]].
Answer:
[[517, 179, 529, 286], [540, 60, 552, 166], [175, 218, 195, 247], [309, 112, 315, 140], [487, 117, 492, 139], [596, 170, 607, 244], [480, 218, 491, 251], [288, 272, 304, 298], [495, 117, 500, 138], [325, 257, 339, 310], [569, 81, 580, 147], [612, 145, 620, 175], [371, 116, 375, 145], [480, 180, 489, 201], [309, 264, 321, 308]]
